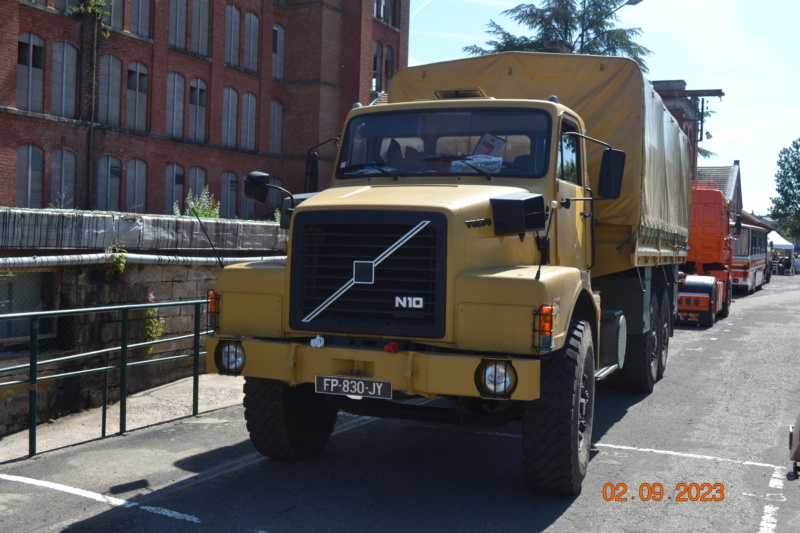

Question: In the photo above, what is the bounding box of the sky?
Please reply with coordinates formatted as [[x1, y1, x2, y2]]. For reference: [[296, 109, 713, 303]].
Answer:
[[408, 0, 800, 216]]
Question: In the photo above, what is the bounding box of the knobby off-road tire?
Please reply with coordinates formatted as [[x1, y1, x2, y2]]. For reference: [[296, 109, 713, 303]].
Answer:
[[523, 319, 595, 495], [243, 377, 338, 461], [620, 289, 659, 393], [654, 287, 670, 380]]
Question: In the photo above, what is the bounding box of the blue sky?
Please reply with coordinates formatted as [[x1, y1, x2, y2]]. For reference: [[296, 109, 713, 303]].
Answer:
[[408, 0, 800, 216]]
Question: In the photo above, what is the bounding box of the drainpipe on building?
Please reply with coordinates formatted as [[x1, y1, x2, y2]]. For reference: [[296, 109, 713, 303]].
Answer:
[[87, 13, 99, 210]]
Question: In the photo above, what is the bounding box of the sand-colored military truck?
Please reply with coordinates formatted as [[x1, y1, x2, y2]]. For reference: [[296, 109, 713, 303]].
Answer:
[[206, 52, 692, 494]]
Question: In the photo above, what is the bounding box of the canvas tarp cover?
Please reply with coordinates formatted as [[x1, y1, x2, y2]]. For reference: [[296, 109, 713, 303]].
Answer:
[[388, 52, 692, 275]]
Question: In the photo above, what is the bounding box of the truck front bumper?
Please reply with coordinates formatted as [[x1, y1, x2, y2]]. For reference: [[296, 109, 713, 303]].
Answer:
[[207, 336, 541, 401]]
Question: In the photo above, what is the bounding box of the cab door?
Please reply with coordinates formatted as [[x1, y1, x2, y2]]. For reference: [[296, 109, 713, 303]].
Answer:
[[555, 118, 591, 270]]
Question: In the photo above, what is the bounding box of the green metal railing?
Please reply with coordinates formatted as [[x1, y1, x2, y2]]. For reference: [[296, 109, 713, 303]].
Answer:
[[0, 299, 210, 457]]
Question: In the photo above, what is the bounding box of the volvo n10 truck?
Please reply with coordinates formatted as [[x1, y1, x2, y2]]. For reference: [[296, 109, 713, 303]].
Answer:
[[677, 181, 736, 326], [206, 52, 692, 494]]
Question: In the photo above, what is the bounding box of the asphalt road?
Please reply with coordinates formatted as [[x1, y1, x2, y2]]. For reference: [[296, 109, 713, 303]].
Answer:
[[1, 275, 799, 532]]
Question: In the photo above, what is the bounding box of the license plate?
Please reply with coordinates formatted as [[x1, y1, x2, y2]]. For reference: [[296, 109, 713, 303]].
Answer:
[[315, 375, 392, 399]]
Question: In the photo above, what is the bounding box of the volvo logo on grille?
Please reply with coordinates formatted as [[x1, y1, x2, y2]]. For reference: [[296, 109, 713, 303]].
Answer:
[[395, 296, 424, 308]]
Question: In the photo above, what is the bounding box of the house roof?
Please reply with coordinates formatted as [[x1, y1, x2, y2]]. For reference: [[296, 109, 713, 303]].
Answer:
[[697, 161, 743, 217]]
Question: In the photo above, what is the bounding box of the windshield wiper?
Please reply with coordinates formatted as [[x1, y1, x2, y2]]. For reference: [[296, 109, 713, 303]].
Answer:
[[423, 155, 493, 180], [340, 163, 399, 180]]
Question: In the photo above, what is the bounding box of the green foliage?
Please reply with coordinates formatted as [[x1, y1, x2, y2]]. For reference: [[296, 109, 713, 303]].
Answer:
[[173, 186, 221, 218], [67, 0, 112, 38], [769, 137, 800, 243], [274, 207, 282, 222], [107, 240, 127, 274], [144, 292, 165, 355], [464, 0, 651, 73]]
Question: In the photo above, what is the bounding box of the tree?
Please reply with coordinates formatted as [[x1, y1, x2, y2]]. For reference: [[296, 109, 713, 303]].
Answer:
[[464, 0, 651, 73], [174, 186, 221, 218], [769, 137, 800, 243]]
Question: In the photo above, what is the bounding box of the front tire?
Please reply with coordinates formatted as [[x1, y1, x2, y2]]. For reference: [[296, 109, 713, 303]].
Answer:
[[523, 319, 595, 494], [243, 378, 338, 461]]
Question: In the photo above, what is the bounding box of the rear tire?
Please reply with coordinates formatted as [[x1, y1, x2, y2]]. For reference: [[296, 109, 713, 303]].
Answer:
[[620, 290, 659, 393], [243, 377, 338, 461], [718, 280, 732, 318], [523, 320, 595, 495]]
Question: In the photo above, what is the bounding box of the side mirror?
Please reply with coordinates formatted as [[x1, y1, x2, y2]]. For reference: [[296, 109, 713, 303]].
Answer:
[[305, 152, 319, 193], [244, 171, 271, 203], [598, 149, 625, 199], [733, 214, 742, 237]]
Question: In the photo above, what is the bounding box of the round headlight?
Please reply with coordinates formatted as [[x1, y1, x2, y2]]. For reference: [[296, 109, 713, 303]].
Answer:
[[217, 342, 245, 373], [481, 361, 516, 395]]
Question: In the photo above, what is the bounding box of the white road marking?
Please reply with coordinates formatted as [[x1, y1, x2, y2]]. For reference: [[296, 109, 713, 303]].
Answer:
[[0, 473, 201, 524], [758, 504, 778, 533]]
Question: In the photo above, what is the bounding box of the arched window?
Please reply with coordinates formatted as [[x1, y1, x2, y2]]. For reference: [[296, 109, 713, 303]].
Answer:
[[225, 5, 241, 66], [126, 159, 147, 213], [17, 33, 44, 113], [99, 54, 122, 126], [243, 13, 259, 71], [269, 100, 283, 154], [166, 72, 185, 137], [241, 92, 256, 150], [16, 144, 44, 208], [272, 24, 285, 79], [221, 171, 237, 219], [166, 163, 185, 214], [373, 41, 383, 92], [51, 148, 77, 208], [191, 0, 209, 55], [222, 87, 238, 147], [188, 78, 207, 141], [189, 167, 206, 196], [385, 46, 395, 89], [97, 154, 122, 211], [126, 62, 148, 132], [51, 42, 78, 118]]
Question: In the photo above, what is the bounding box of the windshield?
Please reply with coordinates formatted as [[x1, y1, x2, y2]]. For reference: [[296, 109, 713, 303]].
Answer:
[[336, 108, 552, 179]]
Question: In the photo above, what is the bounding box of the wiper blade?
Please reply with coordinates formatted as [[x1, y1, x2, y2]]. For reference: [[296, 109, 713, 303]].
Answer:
[[424, 155, 493, 180], [340, 163, 399, 180]]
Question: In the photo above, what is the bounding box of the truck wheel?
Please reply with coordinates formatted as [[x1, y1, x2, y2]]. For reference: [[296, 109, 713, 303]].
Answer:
[[620, 290, 659, 393], [523, 319, 594, 494], [654, 288, 670, 380], [701, 287, 716, 327], [718, 281, 732, 318], [243, 377, 338, 461]]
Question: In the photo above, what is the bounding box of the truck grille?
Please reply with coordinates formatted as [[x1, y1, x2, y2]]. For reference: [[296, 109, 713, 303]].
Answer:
[[289, 210, 447, 338]]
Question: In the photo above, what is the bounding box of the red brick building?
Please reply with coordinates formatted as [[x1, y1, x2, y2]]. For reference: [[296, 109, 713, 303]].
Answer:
[[2, 0, 409, 218]]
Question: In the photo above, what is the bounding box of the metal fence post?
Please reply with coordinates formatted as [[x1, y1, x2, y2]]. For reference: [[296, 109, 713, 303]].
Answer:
[[28, 316, 39, 457], [193, 302, 201, 416], [120, 308, 128, 434]]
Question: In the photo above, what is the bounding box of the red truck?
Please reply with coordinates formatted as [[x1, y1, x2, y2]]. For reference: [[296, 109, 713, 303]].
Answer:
[[677, 182, 734, 326]]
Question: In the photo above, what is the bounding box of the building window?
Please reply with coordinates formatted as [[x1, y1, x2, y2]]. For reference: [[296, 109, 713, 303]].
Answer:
[[166, 72, 185, 138], [50, 148, 77, 208], [222, 87, 238, 147], [272, 24, 285, 79], [102, 0, 124, 31], [189, 167, 205, 197], [17, 33, 44, 113], [166, 163, 185, 214], [0, 272, 57, 346], [16, 144, 44, 208], [270, 100, 283, 154], [188, 78, 207, 142], [51, 42, 78, 119], [126, 159, 147, 213], [221, 171, 237, 219], [169, 0, 187, 49], [241, 92, 256, 150], [190, 0, 209, 56], [241, 176, 255, 219], [130, 0, 151, 38], [225, 5, 241, 66], [385, 46, 394, 89], [97, 155, 121, 211], [55, 0, 80, 12], [372, 41, 383, 92], [98, 54, 121, 126], [243, 13, 259, 71], [374, 0, 397, 26], [126, 62, 148, 132]]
